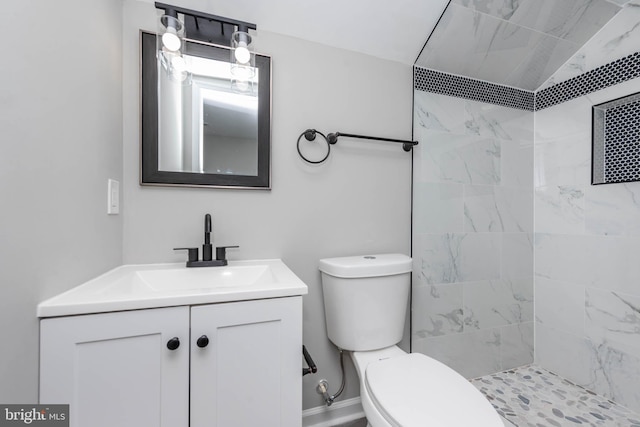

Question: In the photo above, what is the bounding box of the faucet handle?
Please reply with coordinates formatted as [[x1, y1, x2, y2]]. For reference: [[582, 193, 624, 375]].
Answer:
[[215, 246, 239, 261], [174, 247, 199, 263]]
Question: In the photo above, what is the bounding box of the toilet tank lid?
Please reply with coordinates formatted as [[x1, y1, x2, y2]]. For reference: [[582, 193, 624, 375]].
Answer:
[[319, 254, 412, 278]]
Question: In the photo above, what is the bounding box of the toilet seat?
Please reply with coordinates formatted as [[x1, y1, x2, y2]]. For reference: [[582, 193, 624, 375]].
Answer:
[[364, 353, 502, 427]]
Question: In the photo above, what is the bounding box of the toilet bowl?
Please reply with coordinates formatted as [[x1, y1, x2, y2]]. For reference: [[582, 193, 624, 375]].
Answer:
[[319, 254, 503, 427], [351, 346, 503, 427]]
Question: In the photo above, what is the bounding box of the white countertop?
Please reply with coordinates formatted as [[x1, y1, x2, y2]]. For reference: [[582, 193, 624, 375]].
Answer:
[[38, 259, 308, 318]]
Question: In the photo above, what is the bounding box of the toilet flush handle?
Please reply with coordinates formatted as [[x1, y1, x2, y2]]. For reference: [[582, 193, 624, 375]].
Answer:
[[303, 345, 317, 376]]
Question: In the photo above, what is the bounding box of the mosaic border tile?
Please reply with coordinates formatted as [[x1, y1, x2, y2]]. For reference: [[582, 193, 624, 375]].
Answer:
[[536, 52, 640, 111], [413, 67, 535, 111], [414, 51, 640, 112]]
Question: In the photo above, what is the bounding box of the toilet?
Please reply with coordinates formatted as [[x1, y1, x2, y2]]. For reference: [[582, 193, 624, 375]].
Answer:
[[319, 254, 503, 427]]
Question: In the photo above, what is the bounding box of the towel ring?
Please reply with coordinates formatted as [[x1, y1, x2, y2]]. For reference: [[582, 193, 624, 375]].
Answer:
[[297, 129, 331, 164]]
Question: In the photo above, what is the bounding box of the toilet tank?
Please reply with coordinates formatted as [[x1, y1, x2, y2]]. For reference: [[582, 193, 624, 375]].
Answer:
[[319, 254, 412, 351]]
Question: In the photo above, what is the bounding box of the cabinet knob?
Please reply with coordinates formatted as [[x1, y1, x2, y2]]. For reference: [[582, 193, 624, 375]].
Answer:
[[196, 335, 209, 348], [166, 337, 180, 350]]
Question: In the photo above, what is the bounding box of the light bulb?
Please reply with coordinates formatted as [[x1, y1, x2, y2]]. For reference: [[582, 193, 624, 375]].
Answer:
[[162, 27, 181, 51], [234, 42, 251, 64], [230, 31, 254, 79]]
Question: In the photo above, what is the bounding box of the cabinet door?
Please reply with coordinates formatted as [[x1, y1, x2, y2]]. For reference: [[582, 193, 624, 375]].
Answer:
[[40, 307, 189, 427], [191, 297, 302, 427]]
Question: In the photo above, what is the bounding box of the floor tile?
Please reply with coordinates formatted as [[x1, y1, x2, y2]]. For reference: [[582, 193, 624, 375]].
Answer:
[[471, 365, 640, 426]]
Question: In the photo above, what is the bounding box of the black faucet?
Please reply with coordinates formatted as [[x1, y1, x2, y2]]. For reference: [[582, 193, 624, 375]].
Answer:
[[174, 213, 239, 267], [203, 214, 213, 261]]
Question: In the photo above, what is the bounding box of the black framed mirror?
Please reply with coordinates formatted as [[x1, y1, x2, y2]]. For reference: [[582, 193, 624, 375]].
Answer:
[[141, 31, 271, 189]]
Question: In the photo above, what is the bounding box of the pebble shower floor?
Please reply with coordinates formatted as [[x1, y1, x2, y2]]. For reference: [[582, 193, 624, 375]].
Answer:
[[471, 365, 640, 427]]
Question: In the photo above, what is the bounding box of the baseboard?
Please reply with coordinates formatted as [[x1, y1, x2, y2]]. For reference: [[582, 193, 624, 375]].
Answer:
[[302, 397, 365, 427]]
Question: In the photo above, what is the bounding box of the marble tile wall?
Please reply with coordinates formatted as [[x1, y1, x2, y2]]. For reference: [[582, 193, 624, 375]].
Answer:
[[412, 0, 640, 416], [412, 90, 535, 379], [534, 74, 640, 414]]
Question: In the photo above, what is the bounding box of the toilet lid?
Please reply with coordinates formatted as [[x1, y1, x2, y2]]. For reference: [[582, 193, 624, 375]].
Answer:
[[365, 353, 502, 427]]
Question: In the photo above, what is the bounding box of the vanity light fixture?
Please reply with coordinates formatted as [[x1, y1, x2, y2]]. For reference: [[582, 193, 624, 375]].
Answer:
[[230, 27, 255, 77], [157, 10, 188, 82], [230, 27, 255, 94], [154, 2, 257, 90]]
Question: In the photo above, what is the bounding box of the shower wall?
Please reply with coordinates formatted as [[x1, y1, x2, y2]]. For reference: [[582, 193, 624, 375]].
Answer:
[[412, 90, 534, 379], [534, 73, 640, 413], [532, 1, 640, 413], [412, 69, 640, 415], [412, 1, 640, 409]]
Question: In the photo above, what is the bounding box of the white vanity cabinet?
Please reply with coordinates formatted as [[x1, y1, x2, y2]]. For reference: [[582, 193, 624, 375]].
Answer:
[[190, 297, 302, 427], [40, 296, 302, 427]]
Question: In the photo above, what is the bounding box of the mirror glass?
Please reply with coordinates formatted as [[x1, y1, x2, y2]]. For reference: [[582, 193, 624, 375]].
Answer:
[[141, 31, 271, 189]]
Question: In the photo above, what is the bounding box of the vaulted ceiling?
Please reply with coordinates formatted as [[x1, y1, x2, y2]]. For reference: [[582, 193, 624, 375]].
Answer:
[[415, 0, 628, 91], [182, 0, 450, 64], [163, 0, 633, 90]]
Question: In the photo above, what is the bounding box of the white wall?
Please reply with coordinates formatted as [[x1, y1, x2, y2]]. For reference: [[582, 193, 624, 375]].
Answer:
[[123, 1, 413, 409], [0, 0, 123, 402]]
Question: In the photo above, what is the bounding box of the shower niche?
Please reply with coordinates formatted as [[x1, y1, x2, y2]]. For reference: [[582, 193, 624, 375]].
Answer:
[[592, 92, 640, 185]]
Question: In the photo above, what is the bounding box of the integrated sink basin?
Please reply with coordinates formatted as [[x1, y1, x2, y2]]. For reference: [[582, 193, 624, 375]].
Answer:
[[37, 259, 308, 317], [138, 265, 274, 292]]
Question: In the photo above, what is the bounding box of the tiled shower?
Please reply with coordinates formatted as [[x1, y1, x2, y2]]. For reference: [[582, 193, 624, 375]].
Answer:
[[412, 88, 535, 379], [411, 0, 640, 422]]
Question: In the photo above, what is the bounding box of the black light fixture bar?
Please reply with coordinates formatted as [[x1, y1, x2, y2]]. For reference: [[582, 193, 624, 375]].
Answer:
[[327, 132, 418, 152], [154, 2, 256, 32]]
